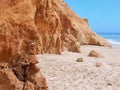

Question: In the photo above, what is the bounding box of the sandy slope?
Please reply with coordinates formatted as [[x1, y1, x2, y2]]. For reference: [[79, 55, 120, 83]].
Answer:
[[36, 45, 120, 90]]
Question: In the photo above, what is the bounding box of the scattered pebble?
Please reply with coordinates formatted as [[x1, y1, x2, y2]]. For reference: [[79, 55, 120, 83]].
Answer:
[[95, 62, 102, 67], [76, 58, 83, 62], [107, 83, 112, 86]]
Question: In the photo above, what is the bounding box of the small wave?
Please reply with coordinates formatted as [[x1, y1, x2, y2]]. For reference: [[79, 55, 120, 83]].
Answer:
[[107, 39, 120, 46]]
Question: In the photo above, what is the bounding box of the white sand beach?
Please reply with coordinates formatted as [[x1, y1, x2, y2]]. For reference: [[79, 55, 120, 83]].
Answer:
[[37, 45, 120, 90]]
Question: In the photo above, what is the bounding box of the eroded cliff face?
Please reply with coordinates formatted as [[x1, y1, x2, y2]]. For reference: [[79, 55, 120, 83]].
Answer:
[[35, 0, 110, 54], [0, 0, 48, 90], [0, 0, 109, 90]]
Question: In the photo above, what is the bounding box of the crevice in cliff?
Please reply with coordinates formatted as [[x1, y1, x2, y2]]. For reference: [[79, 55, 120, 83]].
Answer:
[[11, 42, 44, 90], [0, 42, 48, 90]]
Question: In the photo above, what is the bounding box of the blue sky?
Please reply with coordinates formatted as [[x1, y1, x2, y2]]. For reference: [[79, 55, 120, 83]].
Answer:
[[64, 0, 120, 33]]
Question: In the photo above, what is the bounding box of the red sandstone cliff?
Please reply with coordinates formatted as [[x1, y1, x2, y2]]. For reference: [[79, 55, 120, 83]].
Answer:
[[0, 0, 109, 90]]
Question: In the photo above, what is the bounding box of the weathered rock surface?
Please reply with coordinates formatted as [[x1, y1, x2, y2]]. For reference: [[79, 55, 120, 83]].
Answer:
[[0, 68, 23, 90], [0, 0, 110, 61], [0, 43, 48, 90], [0, 0, 110, 90], [0, 0, 48, 89], [35, 0, 110, 54]]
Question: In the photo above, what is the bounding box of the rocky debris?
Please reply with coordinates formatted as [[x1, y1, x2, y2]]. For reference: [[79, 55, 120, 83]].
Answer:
[[88, 50, 101, 58], [76, 58, 83, 62]]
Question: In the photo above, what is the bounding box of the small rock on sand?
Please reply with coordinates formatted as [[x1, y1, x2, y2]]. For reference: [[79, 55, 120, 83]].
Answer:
[[95, 62, 102, 67], [76, 58, 83, 62]]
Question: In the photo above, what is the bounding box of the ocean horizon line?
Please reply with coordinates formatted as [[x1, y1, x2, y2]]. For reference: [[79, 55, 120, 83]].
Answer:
[[97, 32, 120, 34]]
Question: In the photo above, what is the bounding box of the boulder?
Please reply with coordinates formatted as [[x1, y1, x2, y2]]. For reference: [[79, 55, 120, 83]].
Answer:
[[88, 50, 101, 58]]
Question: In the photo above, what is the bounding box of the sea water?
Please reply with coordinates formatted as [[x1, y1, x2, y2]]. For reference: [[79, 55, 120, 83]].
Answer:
[[98, 33, 120, 46]]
